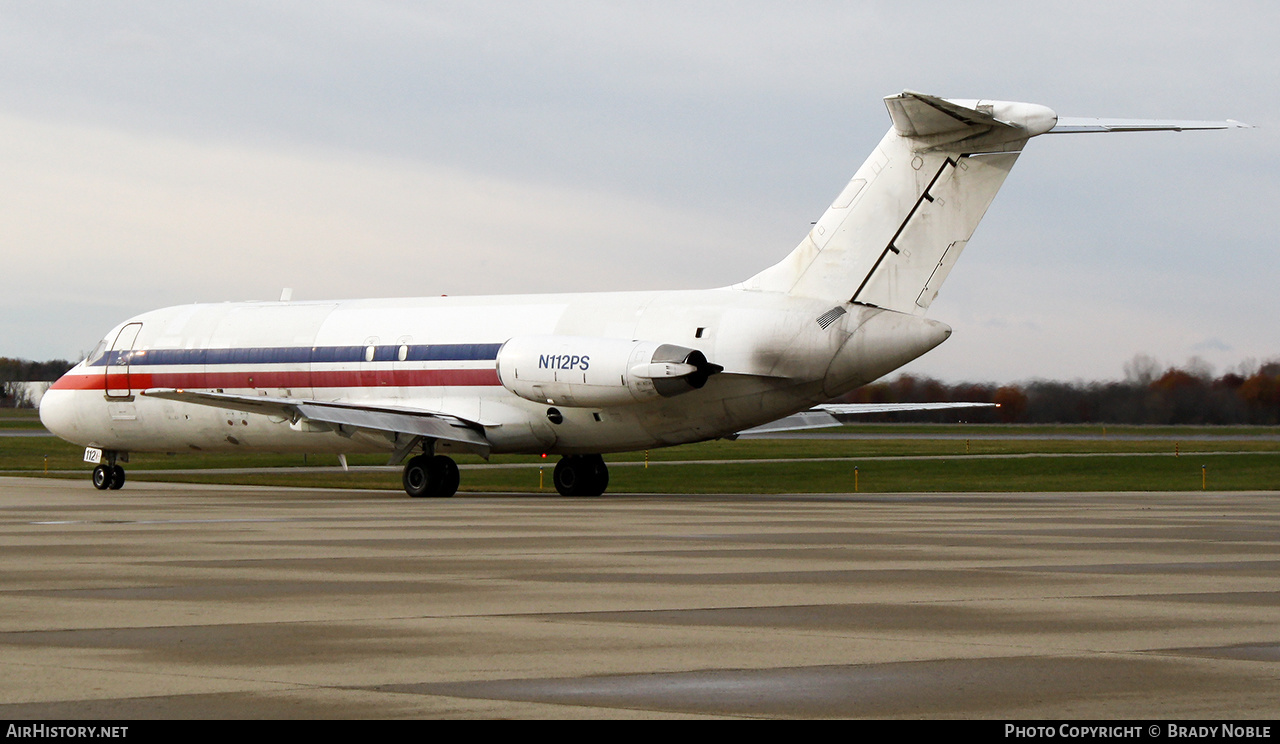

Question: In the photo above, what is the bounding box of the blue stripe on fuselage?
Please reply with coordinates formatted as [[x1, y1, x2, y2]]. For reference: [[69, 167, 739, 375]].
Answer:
[[91, 343, 503, 367]]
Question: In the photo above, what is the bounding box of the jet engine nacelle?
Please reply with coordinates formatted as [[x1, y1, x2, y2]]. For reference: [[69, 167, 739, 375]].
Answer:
[[496, 335, 722, 407]]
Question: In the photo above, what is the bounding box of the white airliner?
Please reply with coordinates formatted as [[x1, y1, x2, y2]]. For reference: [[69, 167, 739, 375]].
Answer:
[[38, 92, 1247, 497]]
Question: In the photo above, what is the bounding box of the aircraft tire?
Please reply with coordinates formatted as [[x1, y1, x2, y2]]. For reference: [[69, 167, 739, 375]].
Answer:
[[583, 454, 609, 496], [108, 465, 126, 490], [552, 456, 579, 496], [429, 455, 460, 498], [403, 455, 432, 497], [402, 454, 459, 498], [553, 455, 608, 497], [92, 465, 112, 490]]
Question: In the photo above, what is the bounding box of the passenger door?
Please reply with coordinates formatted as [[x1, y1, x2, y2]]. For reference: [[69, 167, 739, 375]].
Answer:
[[105, 323, 142, 398]]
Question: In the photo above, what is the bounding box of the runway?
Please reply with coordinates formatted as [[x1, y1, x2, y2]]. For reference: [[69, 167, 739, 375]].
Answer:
[[0, 476, 1277, 719]]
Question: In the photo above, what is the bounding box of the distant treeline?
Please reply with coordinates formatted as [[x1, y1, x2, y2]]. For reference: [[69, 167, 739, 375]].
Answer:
[[0, 357, 74, 407], [839, 357, 1280, 425], [0, 357, 74, 383]]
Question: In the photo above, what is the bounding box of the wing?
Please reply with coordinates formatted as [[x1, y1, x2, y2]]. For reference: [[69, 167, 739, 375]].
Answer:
[[737, 402, 998, 436], [141, 388, 491, 459]]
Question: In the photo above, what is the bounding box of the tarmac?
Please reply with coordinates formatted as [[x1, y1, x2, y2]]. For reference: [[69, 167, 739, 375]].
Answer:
[[0, 475, 1277, 719]]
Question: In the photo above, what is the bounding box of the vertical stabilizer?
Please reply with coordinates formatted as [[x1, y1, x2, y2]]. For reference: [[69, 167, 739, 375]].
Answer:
[[738, 92, 1057, 314]]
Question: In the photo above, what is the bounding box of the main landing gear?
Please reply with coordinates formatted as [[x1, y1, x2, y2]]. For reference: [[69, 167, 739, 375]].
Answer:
[[92, 463, 126, 490], [398, 451, 610, 498], [402, 454, 460, 498], [553, 454, 609, 497]]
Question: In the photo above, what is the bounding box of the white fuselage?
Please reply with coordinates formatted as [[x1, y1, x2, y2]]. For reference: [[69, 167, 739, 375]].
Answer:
[[38, 287, 950, 458]]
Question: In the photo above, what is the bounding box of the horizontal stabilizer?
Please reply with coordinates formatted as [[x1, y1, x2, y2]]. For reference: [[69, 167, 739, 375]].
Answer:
[[818, 402, 998, 415], [1049, 117, 1252, 134], [886, 91, 1058, 138], [737, 402, 998, 435]]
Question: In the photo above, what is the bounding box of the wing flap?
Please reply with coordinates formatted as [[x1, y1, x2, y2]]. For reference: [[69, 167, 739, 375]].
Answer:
[[142, 388, 490, 454]]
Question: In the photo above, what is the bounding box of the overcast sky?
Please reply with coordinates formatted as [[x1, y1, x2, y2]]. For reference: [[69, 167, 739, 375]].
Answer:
[[1, 1, 1275, 383]]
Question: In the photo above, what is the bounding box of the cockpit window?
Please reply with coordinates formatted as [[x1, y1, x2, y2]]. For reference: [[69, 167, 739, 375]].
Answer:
[[86, 339, 108, 365]]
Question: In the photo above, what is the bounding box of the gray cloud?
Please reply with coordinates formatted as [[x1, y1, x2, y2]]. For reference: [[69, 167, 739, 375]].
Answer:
[[2, 1, 1276, 381]]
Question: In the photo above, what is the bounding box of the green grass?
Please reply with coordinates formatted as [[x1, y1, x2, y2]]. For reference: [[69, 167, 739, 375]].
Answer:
[[7, 423, 1279, 493], [602, 454, 1265, 494], [118, 452, 1277, 494], [0, 435, 361, 473], [790, 422, 1280, 437], [0, 409, 45, 429]]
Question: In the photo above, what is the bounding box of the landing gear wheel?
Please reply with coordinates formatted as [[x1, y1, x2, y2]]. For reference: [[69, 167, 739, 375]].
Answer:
[[430, 455, 460, 497], [92, 465, 112, 490], [403, 455, 430, 497], [553, 454, 609, 497], [108, 465, 126, 490], [402, 454, 459, 498]]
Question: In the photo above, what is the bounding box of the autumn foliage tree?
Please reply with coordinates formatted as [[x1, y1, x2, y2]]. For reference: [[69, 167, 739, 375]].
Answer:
[[835, 357, 1280, 425]]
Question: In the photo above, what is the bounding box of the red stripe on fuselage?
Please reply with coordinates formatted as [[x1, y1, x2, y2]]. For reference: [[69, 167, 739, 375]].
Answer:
[[49, 373, 105, 391], [49, 368, 502, 391]]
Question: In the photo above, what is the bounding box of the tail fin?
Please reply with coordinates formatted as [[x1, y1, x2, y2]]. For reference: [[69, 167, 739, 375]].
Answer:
[[737, 92, 1055, 313], [739, 91, 1247, 313]]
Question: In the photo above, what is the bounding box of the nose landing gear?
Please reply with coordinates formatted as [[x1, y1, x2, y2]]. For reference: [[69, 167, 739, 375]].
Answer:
[[91, 462, 126, 490]]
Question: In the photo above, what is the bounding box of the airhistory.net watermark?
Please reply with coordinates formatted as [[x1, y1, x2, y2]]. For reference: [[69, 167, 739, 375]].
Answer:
[[6, 726, 128, 739]]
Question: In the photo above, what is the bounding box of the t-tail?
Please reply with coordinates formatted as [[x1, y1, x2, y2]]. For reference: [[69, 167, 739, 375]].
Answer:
[[737, 90, 1248, 313]]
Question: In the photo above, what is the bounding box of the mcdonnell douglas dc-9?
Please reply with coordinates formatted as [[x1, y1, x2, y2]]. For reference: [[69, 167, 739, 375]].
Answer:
[[39, 92, 1246, 497]]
